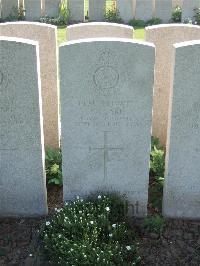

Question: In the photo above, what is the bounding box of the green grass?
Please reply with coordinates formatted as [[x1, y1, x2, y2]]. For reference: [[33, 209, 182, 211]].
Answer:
[[134, 27, 145, 40], [57, 27, 145, 45]]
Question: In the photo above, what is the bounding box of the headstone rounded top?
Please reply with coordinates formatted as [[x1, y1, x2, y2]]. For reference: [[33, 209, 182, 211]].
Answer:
[[67, 22, 133, 30], [61, 37, 155, 48], [0, 21, 57, 29], [145, 23, 200, 31]]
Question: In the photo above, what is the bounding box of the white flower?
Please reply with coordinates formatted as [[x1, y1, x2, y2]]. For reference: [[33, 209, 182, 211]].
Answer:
[[90, 221, 94, 225], [126, 246, 131, 251], [29, 254, 33, 257], [46, 221, 50, 226], [109, 233, 113, 237], [76, 196, 80, 200], [57, 208, 61, 213], [79, 211, 82, 214], [98, 195, 101, 199], [112, 224, 116, 228], [105, 207, 110, 212], [65, 202, 68, 206]]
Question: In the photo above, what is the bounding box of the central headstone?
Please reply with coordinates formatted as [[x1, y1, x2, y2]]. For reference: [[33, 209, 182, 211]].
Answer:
[[60, 38, 155, 217], [0, 36, 47, 217]]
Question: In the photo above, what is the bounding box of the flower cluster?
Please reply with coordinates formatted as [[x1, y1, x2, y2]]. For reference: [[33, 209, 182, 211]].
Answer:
[[42, 194, 140, 265]]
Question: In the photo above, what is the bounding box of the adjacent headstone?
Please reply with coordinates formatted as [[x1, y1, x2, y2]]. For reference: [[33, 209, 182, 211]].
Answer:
[[172, 0, 183, 8], [60, 38, 155, 217], [1, 0, 18, 19], [163, 40, 200, 219], [89, 0, 106, 21], [0, 22, 60, 148], [45, 0, 60, 17], [68, 0, 84, 21], [155, 0, 172, 23], [0, 36, 47, 217], [182, 0, 200, 22], [25, 0, 41, 21], [135, 0, 154, 21], [116, 0, 134, 23], [145, 24, 200, 146], [67, 22, 134, 41]]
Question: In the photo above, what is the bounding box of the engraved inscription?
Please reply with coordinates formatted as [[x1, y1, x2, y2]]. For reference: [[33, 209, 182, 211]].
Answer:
[[0, 69, 9, 89]]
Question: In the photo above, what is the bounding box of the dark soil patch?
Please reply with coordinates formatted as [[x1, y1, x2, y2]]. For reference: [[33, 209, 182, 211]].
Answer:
[[0, 187, 199, 265]]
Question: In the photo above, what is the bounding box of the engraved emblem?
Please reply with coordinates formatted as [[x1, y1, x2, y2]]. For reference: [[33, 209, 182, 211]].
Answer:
[[93, 49, 119, 94]]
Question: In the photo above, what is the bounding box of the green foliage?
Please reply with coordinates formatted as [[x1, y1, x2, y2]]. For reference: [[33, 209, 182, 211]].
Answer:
[[104, 4, 123, 24], [39, 0, 70, 26], [45, 148, 62, 186], [41, 194, 140, 265], [194, 8, 200, 25], [128, 19, 146, 28], [171, 5, 182, 23], [142, 215, 166, 235], [2, 5, 25, 22], [146, 17, 162, 26], [149, 137, 165, 211]]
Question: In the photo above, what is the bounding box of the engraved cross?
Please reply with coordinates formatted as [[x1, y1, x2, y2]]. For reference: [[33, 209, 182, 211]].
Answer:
[[89, 131, 123, 182]]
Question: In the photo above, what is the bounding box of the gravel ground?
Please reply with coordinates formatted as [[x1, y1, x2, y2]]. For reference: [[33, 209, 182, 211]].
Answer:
[[0, 187, 199, 266]]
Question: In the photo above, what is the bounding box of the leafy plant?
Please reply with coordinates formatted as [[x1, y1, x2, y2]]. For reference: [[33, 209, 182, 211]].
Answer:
[[149, 137, 165, 211], [194, 8, 200, 25], [128, 19, 146, 28], [146, 17, 162, 26], [142, 214, 166, 235], [45, 148, 62, 186], [171, 5, 182, 23], [41, 194, 141, 265], [39, 0, 70, 26], [104, 3, 123, 24]]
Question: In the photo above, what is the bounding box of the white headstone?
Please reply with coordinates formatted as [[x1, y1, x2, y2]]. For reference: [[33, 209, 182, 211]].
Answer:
[[67, 22, 134, 41], [45, 0, 60, 17], [68, 0, 84, 21], [25, 0, 41, 21], [60, 38, 155, 217], [0, 22, 60, 148], [0, 36, 47, 217], [135, 0, 154, 21], [155, 0, 172, 23], [116, 0, 134, 23], [182, 0, 200, 22], [89, 0, 106, 21], [163, 40, 200, 219], [1, 0, 18, 19]]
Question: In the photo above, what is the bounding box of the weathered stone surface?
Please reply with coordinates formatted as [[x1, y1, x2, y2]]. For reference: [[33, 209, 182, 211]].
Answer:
[[172, 0, 183, 8], [155, 0, 172, 23], [145, 24, 200, 146], [1, 0, 18, 18], [89, 0, 106, 21], [135, 0, 154, 20], [182, 0, 200, 21], [0, 22, 60, 148], [163, 40, 200, 219], [0, 36, 47, 217], [44, 0, 60, 17], [116, 0, 134, 23], [60, 38, 155, 217], [68, 0, 84, 21], [24, 0, 41, 21], [67, 22, 133, 41]]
